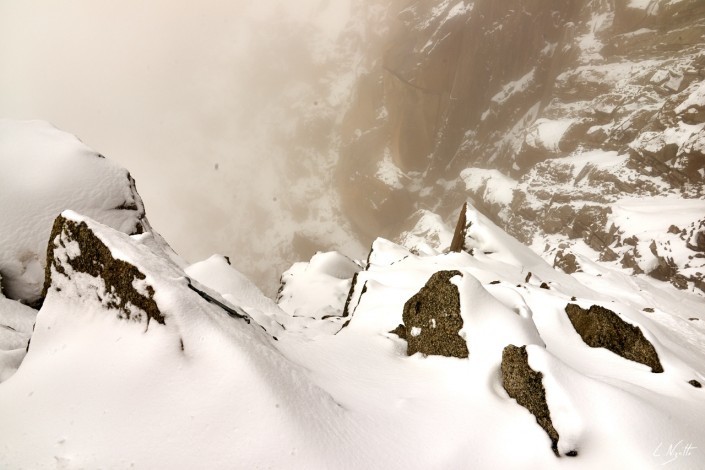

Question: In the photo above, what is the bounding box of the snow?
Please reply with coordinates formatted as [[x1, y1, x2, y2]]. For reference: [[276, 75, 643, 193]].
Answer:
[[0, 291, 35, 382], [609, 197, 705, 240], [1, 203, 705, 468], [397, 210, 454, 255], [628, 0, 652, 10], [375, 149, 407, 190], [460, 167, 516, 206], [491, 68, 536, 105], [525, 118, 574, 153], [0, 120, 146, 303], [675, 81, 705, 114], [576, 12, 612, 63]]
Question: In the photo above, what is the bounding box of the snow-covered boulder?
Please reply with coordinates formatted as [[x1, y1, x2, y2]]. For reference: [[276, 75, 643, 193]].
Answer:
[[0, 120, 153, 305], [0, 210, 345, 468]]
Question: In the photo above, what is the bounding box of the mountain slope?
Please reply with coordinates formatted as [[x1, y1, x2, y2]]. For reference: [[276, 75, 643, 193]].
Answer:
[[337, 0, 705, 296]]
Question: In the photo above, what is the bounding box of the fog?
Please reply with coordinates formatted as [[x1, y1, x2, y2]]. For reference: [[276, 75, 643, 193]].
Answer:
[[0, 0, 365, 294]]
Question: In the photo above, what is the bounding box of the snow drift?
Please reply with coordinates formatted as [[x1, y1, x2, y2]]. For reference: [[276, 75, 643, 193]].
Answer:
[[1, 117, 705, 469]]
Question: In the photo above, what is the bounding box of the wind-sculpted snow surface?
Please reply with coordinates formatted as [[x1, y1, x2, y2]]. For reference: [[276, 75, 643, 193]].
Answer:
[[0, 120, 180, 383], [0, 120, 163, 305], [1, 200, 705, 468]]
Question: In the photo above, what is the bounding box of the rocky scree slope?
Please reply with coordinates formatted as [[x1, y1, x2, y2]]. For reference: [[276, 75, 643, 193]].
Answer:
[[337, 0, 705, 295]]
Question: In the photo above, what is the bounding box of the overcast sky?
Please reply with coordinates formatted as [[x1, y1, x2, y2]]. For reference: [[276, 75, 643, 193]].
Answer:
[[0, 0, 357, 292]]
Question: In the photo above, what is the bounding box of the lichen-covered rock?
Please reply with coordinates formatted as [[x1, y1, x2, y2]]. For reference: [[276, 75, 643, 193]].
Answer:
[[43, 214, 164, 328], [565, 304, 663, 373], [399, 270, 468, 358], [501, 345, 560, 457]]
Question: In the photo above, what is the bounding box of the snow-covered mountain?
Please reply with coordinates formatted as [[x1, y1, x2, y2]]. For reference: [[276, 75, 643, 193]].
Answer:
[[2, 0, 705, 467], [1, 120, 705, 469], [337, 0, 705, 297]]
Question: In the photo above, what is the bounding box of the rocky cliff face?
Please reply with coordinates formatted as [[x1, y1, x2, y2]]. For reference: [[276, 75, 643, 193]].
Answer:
[[337, 0, 705, 294]]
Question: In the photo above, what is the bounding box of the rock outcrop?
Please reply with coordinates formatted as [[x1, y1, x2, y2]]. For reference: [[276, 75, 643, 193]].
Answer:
[[43, 214, 164, 328], [0, 120, 161, 306], [565, 303, 663, 373], [397, 270, 468, 358], [501, 345, 561, 457], [336, 0, 705, 295]]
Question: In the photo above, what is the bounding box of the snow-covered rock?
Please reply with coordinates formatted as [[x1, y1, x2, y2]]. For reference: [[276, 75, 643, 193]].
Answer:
[[0, 283, 35, 383], [335, 0, 705, 298], [1, 200, 705, 468], [0, 120, 163, 305]]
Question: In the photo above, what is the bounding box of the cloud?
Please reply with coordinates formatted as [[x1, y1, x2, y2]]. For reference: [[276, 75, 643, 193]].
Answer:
[[0, 0, 359, 294]]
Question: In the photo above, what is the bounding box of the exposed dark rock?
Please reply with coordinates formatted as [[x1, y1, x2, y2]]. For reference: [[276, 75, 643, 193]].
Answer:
[[338, 279, 368, 332], [543, 206, 576, 235], [599, 248, 619, 262], [501, 345, 560, 457], [643, 307, 655, 313], [621, 251, 645, 274], [554, 249, 581, 274], [565, 304, 663, 373], [686, 219, 705, 252], [43, 215, 164, 327], [540, 283, 550, 290], [390, 324, 407, 340], [332, 1, 705, 297], [450, 203, 468, 253], [571, 206, 613, 252], [399, 270, 468, 358], [689, 379, 702, 388], [342, 272, 360, 318]]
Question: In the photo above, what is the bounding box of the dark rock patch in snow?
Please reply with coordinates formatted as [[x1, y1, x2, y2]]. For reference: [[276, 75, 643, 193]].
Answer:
[[501, 345, 560, 457], [449, 202, 468, 253], [43, 215, 164, 327], [553, 249, 581, 274], [565, 304, 663, 373], [389, 324, 407, 341], [689, 379, 702, 388], [399, 270, 468, 358], [342, 272, 360, 318]]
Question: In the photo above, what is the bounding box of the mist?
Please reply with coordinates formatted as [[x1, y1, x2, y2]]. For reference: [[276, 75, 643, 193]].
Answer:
[[0, 0, 364, 295]]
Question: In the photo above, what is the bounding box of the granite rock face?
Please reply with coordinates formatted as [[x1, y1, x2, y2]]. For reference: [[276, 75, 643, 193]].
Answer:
[[336, 0, 705, 295]]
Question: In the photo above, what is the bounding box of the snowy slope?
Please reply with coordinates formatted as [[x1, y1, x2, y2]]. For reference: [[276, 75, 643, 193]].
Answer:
[[3, 198, 703, 468]]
